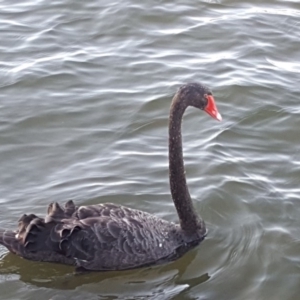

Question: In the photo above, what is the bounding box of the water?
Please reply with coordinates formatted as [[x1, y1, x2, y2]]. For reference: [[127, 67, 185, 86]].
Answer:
[[0, 0, 300, 299]]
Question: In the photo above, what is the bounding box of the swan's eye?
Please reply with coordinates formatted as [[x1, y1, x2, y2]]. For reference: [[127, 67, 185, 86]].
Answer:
[[204, 94, 209, 107]]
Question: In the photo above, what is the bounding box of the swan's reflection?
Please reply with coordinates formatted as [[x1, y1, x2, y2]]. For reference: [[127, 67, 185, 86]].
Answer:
[[0, 249, 210, 295]]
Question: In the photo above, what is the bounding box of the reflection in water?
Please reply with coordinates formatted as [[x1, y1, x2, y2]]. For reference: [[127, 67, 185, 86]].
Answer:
[[0, 250, 209, 299]]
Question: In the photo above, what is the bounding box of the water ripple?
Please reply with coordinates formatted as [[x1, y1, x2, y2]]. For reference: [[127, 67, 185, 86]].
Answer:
[[1, 0, 300, 299]]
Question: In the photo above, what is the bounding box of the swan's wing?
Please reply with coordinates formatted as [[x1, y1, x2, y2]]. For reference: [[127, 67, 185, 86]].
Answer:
[[0, 215, 172, 270], [62, 215, 177, 271], [75, 203, 143, 220], [0, 201, 133, 260], [0, 201, 180, 270], [45, 200, 78, 222]]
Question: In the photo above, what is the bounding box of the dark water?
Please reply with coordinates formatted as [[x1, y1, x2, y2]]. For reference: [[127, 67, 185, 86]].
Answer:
[[1, 0, 300, 299]]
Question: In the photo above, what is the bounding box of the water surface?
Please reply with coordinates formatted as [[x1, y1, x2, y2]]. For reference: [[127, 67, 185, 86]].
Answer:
[[1, 0, 300, 299]]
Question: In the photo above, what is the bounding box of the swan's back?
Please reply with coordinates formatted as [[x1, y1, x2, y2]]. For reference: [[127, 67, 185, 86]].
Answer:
[[0, 200, 201, 271]]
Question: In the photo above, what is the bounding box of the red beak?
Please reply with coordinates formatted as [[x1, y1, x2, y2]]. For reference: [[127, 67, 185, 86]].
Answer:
[[204, 95, 222, 121]]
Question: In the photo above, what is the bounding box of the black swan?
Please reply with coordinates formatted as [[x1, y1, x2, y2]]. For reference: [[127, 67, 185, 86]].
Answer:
[[0, 83, 221, 271]]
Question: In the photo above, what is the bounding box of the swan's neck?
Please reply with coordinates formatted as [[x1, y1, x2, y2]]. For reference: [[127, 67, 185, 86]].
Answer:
[[169, 96, 205, 233]]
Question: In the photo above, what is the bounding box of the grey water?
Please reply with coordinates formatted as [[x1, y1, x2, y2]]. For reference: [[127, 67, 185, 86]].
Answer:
[[0, 0, 300, 299]]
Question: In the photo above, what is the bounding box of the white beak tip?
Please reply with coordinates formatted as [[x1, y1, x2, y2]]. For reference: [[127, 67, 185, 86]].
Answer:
[[216, 112, 222, 121]]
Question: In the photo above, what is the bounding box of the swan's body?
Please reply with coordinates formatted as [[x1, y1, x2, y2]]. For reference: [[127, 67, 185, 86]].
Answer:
[[0, 83, 221, 271]]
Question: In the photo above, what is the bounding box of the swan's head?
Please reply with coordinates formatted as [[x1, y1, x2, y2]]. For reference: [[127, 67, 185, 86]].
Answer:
[[178, 83, 222, 121]]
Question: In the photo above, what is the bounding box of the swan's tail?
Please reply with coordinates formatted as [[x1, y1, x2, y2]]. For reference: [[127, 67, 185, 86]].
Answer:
[[0, 219, 76, 265], [0, 203, 83, 266], [0, 229, 20, 254], [0, 200, 78, 257]]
